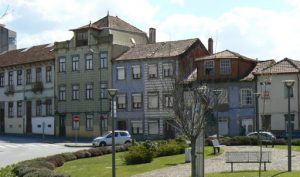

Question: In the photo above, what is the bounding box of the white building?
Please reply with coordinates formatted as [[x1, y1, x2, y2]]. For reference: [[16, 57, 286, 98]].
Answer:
[[0, 44, 55, 135], [256, 58, 300, 136]]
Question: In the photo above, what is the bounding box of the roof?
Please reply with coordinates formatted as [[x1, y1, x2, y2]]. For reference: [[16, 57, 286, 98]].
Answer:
[[195, 49, 256, 62], [241, 60, 275, 81], [0, 44, 54, 67], [259, 58, 300, 75], [71, 15, 145, 34], [115, 38, 199, 61]]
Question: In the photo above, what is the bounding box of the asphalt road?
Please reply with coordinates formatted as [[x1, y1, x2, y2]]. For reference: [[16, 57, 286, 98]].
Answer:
[[0, 135, 90, 168]]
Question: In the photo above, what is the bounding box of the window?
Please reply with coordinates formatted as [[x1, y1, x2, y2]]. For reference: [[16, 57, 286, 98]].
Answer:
[[36, 100, 42, 116], [86, 84, 93, 100], [284, 85, 294, 98], [17, 101, 22, 117], [72, 85, 80, 100], [26, 69, 32, 84], [100, 83, 108, 99], [131, 121, 143, 134], [0, 73, 4, 87], [85, 54, 93, 70], [72, 56, 79, 71], [86, 114, 93, 130], [261, 82, 271, 99], [8, 71, 13, 86], [46, 66, 52, 82], [17, 70, 22, 85], [240, 88, 253, 106], [132, 93, 142, 109], [117, 67, 125, 80], [45, 99, 52, 116], [148, 64, 157, 78], [36, 68, 42, 82], [76, 32, 88, 46], [163, 63, 173, 77], [8, 102, 13, 118], [132, 65, 141, 79], [204, 60, 214, 76], [101, 115, 108, 131], [100, 52, 108, 68], [163, 94, 173, 108], [148, 92, 159, 109], [59, 86, 66, 101], [59, 57, 66, 72], [117, 94, 126, 109], [220, 59, 231, 75], [148, 121, 159, 134], [285, 114, 295, 131]]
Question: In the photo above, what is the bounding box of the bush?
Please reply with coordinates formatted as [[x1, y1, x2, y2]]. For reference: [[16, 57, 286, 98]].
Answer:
[[155, 140, 186, 157], [123, 145, 153, 165], [61, 153, 77, 161], [22, 168, 69, 177], [73, 151, 86, 159], [88, 148, 103, 157], [13, 159, 55, 176], [46, 155, 65, 167], [0, 165, 16, 177], [292, 139, 300, 146]]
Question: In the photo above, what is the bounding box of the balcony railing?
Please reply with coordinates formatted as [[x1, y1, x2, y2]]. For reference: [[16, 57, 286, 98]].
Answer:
[[32, 81, 44, 93], [4, 85, 15, 95]]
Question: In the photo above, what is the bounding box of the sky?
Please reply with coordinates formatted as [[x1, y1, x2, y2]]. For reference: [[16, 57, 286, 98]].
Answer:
[[0, 0, 299, 61]]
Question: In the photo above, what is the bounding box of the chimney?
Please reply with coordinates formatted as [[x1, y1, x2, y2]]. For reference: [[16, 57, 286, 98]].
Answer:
[[208, 38, 213, 54], [149, 28, 156, 44]]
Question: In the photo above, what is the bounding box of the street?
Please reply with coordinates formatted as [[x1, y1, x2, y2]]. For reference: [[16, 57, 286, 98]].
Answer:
[[0, 135, 90, 168]]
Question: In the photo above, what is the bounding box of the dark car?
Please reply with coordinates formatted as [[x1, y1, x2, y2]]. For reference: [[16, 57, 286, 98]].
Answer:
[[247, 131, 276, 147]]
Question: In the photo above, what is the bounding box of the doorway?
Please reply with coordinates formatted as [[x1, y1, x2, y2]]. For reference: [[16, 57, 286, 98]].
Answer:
[[242, 118, 253, 135], [218, 117, 228, 135], [26, 101, 32, 133], [0, 103, 4, 133], [59, 115, 66, 136]]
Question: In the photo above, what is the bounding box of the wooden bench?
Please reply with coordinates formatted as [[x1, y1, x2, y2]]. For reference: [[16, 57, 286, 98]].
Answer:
[[225, 151, 272, 172], [211, 139, 224, 154]]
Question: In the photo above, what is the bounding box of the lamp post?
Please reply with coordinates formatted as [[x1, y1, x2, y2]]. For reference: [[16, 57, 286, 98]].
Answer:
[[107, 89, 118, 177], [283, 80, 295, 172], [212, 89, 222, 140], [254, 93, 261, 132]]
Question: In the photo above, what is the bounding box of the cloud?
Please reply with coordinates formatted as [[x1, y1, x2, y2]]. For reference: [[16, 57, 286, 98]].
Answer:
[[169, 0, 185, 6]]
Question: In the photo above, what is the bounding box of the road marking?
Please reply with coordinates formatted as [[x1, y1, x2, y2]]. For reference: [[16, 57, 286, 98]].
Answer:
[[0, 143, 64, 149]]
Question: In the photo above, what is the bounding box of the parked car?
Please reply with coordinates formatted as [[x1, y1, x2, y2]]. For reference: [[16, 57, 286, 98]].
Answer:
[[92, 130, 132, 147], [247, 131, 276, 147]]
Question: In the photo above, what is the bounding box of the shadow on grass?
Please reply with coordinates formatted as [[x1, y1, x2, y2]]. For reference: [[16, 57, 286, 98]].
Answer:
[[165, 162, 186, 166], [272, 171, 288, 177]]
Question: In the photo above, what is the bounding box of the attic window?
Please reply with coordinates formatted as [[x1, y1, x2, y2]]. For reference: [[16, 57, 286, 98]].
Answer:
[[76, 32, 88, 47], [204, 60, 214, 76]]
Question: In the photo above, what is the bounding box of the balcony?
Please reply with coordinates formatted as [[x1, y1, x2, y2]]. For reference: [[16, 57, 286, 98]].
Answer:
[[4, 85, 15, 95], [32, 81, 44, 93]]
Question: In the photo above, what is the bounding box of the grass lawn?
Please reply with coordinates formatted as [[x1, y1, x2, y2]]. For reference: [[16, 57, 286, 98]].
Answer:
[[274, 145, 300, 151], [206, 170, 300, 177], [56, 146, 220, 177]]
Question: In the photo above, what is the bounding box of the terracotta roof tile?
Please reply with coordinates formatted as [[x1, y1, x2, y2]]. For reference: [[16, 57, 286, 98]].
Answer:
[[195, 49, 256, 62], [0, 44, 54, 67], [259, 58, 300, 74], [115, 38, 198, 61], [241, 60, 275, 81], [71, 15, 145, 34]]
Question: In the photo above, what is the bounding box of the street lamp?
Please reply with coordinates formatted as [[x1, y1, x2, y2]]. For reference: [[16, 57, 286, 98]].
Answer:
[[107, 88, 118, 177], [212, 89, 222, 140], [283, 80, 295, 172], [254, 93, 261, 132]]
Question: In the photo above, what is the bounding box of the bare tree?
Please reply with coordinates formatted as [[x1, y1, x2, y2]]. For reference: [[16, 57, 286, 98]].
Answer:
[[0, 5, 9, 20]]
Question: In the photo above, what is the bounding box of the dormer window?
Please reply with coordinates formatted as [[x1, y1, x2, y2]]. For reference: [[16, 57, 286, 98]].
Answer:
[[204, 60, 214, 76], [76, 31, 88, 47]]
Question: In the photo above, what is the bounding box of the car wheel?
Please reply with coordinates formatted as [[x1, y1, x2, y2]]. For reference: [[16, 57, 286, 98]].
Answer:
[[99, 142, 106, 147], [125, 141, 131, 145]]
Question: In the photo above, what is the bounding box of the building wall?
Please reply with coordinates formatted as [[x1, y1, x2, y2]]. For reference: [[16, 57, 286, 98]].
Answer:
[[257, 73, 299, 134]]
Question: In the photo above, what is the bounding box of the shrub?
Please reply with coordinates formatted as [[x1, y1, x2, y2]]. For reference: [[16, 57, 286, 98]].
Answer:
[[123, 145, 153, 165], [155, 140, 186, 157], [0, 165, 16, 177], [61, 153, 77, 161], [88, 148, 103, 157], [73, 151, 86, 159], [45, 155, 65, 167], [13, 159, 55, 176], [22, 168, 69, 177], [275, 139, 287, 145]]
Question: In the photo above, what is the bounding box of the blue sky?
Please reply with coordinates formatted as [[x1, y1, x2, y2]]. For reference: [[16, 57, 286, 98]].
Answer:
[[0, 0, 299, 60]]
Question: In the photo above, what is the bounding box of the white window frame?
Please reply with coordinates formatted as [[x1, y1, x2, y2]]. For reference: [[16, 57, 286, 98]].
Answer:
[[0, 73, 4, 87], [240, 88, 253, 106], [46, 66, 52, 83], [72, 85, 80, 100], [86, 114, 93, 131], [163, 94, 173, 108], [117, 94, 126, 109], [17, 101, 22, 117], [85, 54, 93, 70], [132, 93, 142, 109], [148, 120, 159, 135], [45, 99, 52, 116], [220, 59, 231, 75], [8, 102, 13, 118], [86, 84, 93, 100], [100, 52, 108, 68], [148, 92, 159, 109], [59, 57, 66, 72], [36, 68, 42, 82], [36, 100, 42, 116], [117, 66, 125, 80], [26, 69, 32, 84], [132, 65, 141, 79], [72, 56, 79, 71], [59, 86, 66, 101], [17, 70, 22, 85], [148, 64, 157, 79], [131, 120, 143, 135], [8, 71, 13, 86]]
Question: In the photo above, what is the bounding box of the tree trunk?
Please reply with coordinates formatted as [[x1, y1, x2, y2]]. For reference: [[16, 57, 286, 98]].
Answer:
[[191, 138, 196, 177]]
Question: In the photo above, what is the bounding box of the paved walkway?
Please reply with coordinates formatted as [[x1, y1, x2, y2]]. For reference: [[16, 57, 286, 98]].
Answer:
[[132, 146, 300, 177]]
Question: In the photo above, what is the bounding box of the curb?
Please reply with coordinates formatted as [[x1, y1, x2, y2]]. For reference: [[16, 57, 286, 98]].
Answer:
[[64, 144, 93, 148]]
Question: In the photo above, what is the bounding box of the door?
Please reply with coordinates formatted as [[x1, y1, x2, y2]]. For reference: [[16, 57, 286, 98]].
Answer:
[[242, 119, 253, 135], [117, 120, 127, 130], [0, 104, 4, 133], [164, 120, 175, 139], [218, 117, 228, 135], [26, 101, 32, 133], [59, 115, 66, 136]]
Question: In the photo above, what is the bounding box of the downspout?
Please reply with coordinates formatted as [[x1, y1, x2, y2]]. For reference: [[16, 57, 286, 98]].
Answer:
[[297, 73, 300, 130]]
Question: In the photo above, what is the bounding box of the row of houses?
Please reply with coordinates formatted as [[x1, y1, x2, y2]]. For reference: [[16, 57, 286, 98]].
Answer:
[[0, 14, 298, 139]]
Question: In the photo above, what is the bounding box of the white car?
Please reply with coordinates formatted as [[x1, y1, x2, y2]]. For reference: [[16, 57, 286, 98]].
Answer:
[[92, 130, 132, 147]]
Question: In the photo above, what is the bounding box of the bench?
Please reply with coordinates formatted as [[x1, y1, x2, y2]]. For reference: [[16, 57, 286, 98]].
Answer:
[[225, 151, 272, 172], [211, 139, 224, 154]]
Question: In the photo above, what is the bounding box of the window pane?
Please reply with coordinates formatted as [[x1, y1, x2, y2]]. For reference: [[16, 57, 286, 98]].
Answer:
[[117, 67, 125, 80], [204, 60, 214, 76], [148, 64, 157, 78], [148, 93, 158, 109], [148, 121, 159, 134], [220, 59, 231, 75]]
